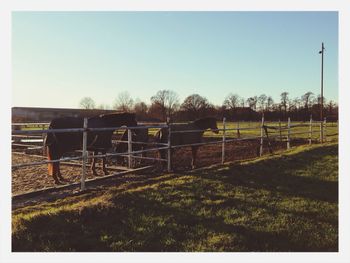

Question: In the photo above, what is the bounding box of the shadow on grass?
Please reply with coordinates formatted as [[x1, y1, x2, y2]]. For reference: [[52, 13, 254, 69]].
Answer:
[[197, 144, 338, 204], [12, 144, 338, 252], [12, 193, 322, 252]]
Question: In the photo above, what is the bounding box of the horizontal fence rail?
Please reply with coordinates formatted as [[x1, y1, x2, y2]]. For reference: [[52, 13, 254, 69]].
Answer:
[[12, 115, 337, 194], [12, 122, 49, 126]]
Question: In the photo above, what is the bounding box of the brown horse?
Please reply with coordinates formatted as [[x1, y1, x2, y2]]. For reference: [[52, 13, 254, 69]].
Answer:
[[44, 113, 137, 184], [155, 117, 219, 170], [113, 126, 149, 166]]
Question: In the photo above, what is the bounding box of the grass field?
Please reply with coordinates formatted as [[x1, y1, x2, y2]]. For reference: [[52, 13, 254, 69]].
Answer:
[[12, 142, 338, 252], [15, 121, 338, 144], [213, 121, 338, 140], [123, 121, 339, 142]]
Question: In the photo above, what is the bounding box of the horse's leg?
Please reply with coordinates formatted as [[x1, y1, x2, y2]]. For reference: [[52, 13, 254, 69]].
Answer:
[[56, 161, 68, 182], [47, 146, 61, 184], [90, 151, 98, 176], [102, 151, 109, 175], [55, 149, 67, 182], [139, 145, 145, 166], [170, 149, 175, 171], [191, 146, 198, 169], [159, 149, 167, 170], [53, 163, 61, 184]]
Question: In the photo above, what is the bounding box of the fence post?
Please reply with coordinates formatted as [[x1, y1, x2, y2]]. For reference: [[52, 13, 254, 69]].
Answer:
[[41, 124, 45, 142], [259, 114, 264, 157], [167, 117, 172, 173], [278, 119, 282, 142], [319, 118, 323, 144], [309, 115, 313, 145], [221, 117, 226, 164], [81, 117, 88, 191], [237, 121, 240, 138], [128, 128, 133, 169], [324, 117, 327, 142], [287, 117, 291, 150]]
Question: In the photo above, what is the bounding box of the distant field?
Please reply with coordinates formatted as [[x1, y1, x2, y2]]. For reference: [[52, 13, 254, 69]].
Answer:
[[13, 121, 338, 143], [215, 121, 338, 141], [12, 142, 338, 252], [136, 121, 338, 142]]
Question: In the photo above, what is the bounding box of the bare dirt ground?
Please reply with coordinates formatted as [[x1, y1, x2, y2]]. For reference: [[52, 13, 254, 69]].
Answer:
[[12, 153, 95, 195], [12, 136, 307, 197]]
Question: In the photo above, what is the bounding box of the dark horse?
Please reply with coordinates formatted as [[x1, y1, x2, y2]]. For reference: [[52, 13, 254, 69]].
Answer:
[[114, 127, 149, 166], [44, 113, 137, 184], [155, 117, 219, 170]]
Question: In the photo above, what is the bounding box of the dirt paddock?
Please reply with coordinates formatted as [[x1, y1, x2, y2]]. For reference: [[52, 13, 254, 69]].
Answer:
[[12, 136, 309, 196]]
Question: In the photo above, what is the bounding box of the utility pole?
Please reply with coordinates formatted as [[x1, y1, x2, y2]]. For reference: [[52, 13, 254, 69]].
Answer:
[[319, 42, 325, 143]]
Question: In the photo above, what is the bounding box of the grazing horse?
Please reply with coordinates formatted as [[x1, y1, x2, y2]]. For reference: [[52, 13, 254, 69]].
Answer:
[[114, 127, 149, 166], [155, 117, 219, 170], [44, 113, 137, 184]]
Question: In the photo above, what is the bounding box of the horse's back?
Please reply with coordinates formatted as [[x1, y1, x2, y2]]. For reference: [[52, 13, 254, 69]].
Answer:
[[46, 117, 84, 150], [49, 116, 84, 129], [157, 123, 201, 146], [115, 126, 149, 153], [135, 127, 149, 143]]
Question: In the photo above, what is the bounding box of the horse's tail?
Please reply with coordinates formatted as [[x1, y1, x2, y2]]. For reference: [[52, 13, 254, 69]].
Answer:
[[154, 129, 161, 143], [43, 129, 60, 176], [42, 133, 49, 156], [135, 127, 149, 150], [43, 131, 54, 155], [42, 132, 54, 176]]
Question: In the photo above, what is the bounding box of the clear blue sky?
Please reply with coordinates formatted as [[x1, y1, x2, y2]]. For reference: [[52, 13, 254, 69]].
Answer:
[[12, 11, 338, 108]]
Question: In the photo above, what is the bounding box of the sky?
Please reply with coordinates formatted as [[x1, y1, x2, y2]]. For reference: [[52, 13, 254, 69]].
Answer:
[[12, 11, 338, 109]]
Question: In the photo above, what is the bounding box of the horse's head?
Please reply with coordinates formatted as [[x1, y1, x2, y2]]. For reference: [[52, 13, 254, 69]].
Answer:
[[208, 118, 219, 134], [124, 112, 137, 127], [194, 117, 219, 134]]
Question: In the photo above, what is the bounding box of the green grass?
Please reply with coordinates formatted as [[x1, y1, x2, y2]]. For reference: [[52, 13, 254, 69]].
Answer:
[[12, 142, 338, 252], [15, 121, 338, 143], [213, 121, 338, 141]]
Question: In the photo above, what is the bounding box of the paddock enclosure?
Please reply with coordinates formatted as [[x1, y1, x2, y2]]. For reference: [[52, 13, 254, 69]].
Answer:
[[12, 117, 338, 198]]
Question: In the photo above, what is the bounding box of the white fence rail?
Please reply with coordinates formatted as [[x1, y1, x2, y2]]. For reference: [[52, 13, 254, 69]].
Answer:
[[12, 115, 336, 193]]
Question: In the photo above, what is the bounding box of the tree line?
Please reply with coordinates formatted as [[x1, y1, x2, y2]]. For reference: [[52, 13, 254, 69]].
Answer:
[[79, 90, 338, 122]]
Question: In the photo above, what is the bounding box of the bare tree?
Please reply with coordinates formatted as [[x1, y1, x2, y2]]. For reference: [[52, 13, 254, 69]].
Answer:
[[289, 97, 301, 113], [316, 94, 327, 106], [79, 97, 96, 109], [97, 103, 111, 110], [148, 102, 164, 121], [280, 92, 289, 115], [266, 96, 274, 112], [240, 98, 245, 107], [134, 100, 148, 120], [293, 97, 301, 109], [113, 91, 134, 112], [257, 94, 267, 112], [180, 94, 210, 119], [150, 90, 180, 121], [246, 96, 258, 111], [327, 100, 336, 115], [301, 92, 314, 111], [134, 101, 148, 113], [223, 93, 240, 110]]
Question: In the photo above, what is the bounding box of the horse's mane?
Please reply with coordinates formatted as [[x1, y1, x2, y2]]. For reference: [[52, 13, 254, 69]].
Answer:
[[92, 112, 137, 127], [98, 112, 135, 119], [193, 117, 217, 128]]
